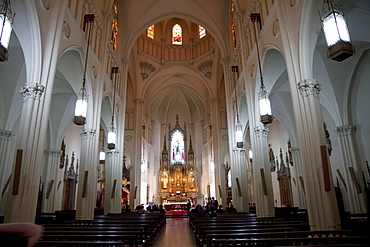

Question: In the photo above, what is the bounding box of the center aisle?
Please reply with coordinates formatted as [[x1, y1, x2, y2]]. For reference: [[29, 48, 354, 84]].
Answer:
[[153, 218, 196, 247]]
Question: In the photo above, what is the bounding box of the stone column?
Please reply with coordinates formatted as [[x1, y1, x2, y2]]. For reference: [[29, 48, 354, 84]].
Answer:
[[209, 98, 222, 202], [130, 99, 144, 207], [334, 125, 366, 214], [104, 149, 121, 214], [5, 83, 45, 223], [231, 148, 249, 213], [42, 149, 63, 213], [76, 129, 97, 220], [290, 146, 307, 209], [252, 126, 275, 217], [296, 79, 340, 230], [0, 130, 16, 216]]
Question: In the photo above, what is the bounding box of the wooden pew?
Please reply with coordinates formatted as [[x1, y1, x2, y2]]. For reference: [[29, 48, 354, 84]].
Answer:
[[42, 226, 147, 246], [205, 230, 355, 247], [38, 233, 139, 247], [209, 235, 370, 246]]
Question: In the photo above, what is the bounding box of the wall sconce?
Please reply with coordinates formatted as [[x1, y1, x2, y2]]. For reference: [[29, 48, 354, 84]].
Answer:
[[197, 60, 213, 79], [321, 0, 354, 61], [99, 127, 106, 164], [107, 67, 118, 149], [232, 65, 243, 148], [0, 0, 14, 62], [74, 14, 95, 125], [250, 13, 273, 125], [139, 61, 155, 80]]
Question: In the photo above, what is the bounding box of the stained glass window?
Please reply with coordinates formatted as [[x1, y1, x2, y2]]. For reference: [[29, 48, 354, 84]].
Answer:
[[111, 4, 118, 51], [172, 24, 182, 45], [147, 24, 154, 39], [199, 25, 206, 39], [232, 18, 236, 48]]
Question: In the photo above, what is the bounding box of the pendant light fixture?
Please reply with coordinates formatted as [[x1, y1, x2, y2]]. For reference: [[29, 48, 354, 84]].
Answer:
[[74, 14, 95, 125], [321, 0, 354, 61], [232, 65, 243, 148], [107, 67, 118, 150], [250, 13, 273, 125], [0, 0, 14, 62]]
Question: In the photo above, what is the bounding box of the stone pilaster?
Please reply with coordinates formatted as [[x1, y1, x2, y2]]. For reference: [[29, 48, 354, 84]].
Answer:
[[76, 128, 97, 220], [290, 146, 307, 209], [334, 125, 366, 214], [4, 83, 46, 223], [0, 130, 16, 216], [42, 149, 63, 213], [104, 149, 121, 215], [231, 147, 249, 213], [296, 79, 340, 230], [252, 126, 275, 217]]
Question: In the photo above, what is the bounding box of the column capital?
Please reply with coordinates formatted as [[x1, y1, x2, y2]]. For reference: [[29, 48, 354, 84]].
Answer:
[[0, 130, 16, 140], [290, 146, 300, 153], [121, 59, 131, 67], [209, 98, 221, 104], [334, 125, 356, 136], [220, 56, 230, 65], [44, 149, 63, 157], [80, 128, 96, 140], [297, 79, 321, 99], [20, 83, 45, 101], [233, 11, 245, 21], [254, 125, 269, 138], [233, 147, 246, 155], [134, 98, 144, 104], [106, 149, 120, 155]]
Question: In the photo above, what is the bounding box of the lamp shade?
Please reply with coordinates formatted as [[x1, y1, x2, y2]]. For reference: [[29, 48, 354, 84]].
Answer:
[[99, 150, 106, 163], [322, 6, 354, 61], [107, 125, 116, 149], [0, 0, 14, 62], [322, 11, 350, 47], [0, 13, 12, 49], [74, 95, 88, 125], [235, 118, 243, 144], [258, 85, 273, 124]]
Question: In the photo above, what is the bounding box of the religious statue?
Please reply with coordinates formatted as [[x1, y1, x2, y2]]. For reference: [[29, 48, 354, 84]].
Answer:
[[269, 145, 276, 172], [324, 123, 332, 156]]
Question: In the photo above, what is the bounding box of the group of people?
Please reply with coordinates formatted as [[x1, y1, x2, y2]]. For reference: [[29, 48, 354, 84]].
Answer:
[[134, 204, 165, 213], [188, 197, 237, 217]]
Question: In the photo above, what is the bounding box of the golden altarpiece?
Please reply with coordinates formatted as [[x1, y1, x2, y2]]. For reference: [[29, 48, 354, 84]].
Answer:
[[159, 116, 198, 207]]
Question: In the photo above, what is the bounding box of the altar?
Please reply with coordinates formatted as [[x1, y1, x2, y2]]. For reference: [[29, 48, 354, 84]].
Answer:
[[158, 116, 198, 205], [163, 202, 187, 211]]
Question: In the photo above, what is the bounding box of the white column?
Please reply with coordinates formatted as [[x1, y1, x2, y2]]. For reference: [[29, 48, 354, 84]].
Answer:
[[42, 149, 63, 213], [290, 146, 307, 209], [131, 99, 144, 207], [76, 129, 97, 220], [231, 148, 249, 213], [0, 130, 16, 216], [104, 149, 121, 214], [334, 125, 366, 214], [296, 79, 340, 230], [252, 126, 275, 217], [5, 83, 45, 223]]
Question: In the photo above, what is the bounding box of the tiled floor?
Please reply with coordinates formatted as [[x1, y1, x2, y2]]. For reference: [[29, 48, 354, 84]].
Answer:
[[153, 218, 196, 247]]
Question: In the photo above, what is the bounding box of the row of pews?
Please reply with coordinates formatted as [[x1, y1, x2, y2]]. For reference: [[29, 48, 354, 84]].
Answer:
[[189, 212, 370, 247], [36, 212, 166, 247]]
